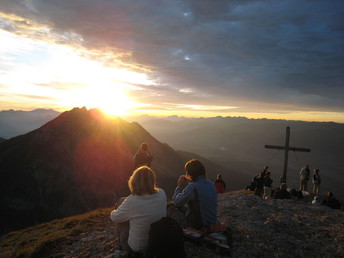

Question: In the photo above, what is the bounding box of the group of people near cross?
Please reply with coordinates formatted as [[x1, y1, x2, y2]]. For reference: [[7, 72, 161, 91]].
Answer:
[[299, 163, 321, 195], [108, 143, 341, 257], [247, 164, 341, 209], [109, 143, 222, 257]]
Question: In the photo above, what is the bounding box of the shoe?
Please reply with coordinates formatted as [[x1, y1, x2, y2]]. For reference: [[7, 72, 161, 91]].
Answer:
[[114, 249, 129, 258]]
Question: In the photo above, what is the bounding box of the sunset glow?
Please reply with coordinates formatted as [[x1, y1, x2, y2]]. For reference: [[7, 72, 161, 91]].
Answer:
[[81, 84, 134, 116], [0, 1, 343, 123]]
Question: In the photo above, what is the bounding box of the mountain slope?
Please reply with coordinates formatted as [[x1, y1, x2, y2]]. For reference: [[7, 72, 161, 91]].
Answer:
[[0, 108, 240, 235], [1, 191, 343, 258]]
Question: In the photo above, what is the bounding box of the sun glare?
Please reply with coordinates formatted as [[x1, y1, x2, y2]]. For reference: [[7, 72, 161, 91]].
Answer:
[[83, 84, 134, 116]]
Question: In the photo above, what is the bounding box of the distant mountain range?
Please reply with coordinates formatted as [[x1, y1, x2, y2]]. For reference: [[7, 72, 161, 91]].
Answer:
[[0, 108, 241, 235], [0, 109, 60, 139], [131, 115, 344, 200]]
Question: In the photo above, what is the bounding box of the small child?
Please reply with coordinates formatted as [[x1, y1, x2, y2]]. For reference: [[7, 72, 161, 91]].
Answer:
[[312, 196, 320, 205]]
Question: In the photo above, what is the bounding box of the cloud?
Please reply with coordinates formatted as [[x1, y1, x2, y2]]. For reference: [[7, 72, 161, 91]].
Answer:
[[0, 0, 343, 114]]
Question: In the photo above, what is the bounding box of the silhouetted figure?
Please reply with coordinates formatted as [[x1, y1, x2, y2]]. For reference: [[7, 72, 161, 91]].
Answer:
[[312, 196, 320, 206], [299, 164, 310, 191], [246, 179, 256, 191], [290, 188, 303, 199], [322, 192, 341, 209], [261, 165, 269, 178], [254, 173, 265, 198], [263, 172, 273, 199], [214, 174, 226, 194], [133, 143, 153, 168], [272, 183, 291, 199], [312, 169, 321, 196]]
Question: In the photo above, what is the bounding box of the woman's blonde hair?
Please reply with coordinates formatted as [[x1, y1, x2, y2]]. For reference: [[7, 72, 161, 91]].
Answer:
[[128, 166, 158, 195]]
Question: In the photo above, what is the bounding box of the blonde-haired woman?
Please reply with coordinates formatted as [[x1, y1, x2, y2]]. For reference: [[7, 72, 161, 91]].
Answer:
[[110, 166, 167, 255]]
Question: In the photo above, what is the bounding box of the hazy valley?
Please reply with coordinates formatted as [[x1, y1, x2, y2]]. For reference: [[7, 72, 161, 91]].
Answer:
[[132, 115, 344, 200]]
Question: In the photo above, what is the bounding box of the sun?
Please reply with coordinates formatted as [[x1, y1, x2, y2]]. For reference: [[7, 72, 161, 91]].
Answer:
[[83, 84, 134, 116]]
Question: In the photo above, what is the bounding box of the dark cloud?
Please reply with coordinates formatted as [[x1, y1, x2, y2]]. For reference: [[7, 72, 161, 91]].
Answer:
[[0, 0, 343, 113]]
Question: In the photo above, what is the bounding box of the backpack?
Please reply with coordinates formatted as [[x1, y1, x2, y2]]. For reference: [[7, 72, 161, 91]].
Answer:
[[146, 217, 186, 258]]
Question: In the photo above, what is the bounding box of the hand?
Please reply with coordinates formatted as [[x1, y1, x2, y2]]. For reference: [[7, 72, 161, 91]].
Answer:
[[178, 175, 188, 188]]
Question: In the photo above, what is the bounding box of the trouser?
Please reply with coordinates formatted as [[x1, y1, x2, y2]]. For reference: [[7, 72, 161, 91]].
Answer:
[[115, 197, 130, 251], [313, 184, 320, 195], [300, 179, 308, 191], [263, 187, 271, 199], [166, 205, 187, 227], [255, 187, 263, 197]]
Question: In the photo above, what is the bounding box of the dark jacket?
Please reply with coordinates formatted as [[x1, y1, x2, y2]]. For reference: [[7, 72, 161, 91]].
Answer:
[[322, 197, 341, 209], [272, 189, 291, 199], [264, 176, 273, 187]]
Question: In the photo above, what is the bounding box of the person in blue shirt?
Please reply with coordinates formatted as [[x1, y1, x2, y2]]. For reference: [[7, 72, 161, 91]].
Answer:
[[171, 159, 217, 229]]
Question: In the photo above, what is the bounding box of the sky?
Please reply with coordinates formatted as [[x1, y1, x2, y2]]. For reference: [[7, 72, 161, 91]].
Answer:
[[0, 0, 343, 122]]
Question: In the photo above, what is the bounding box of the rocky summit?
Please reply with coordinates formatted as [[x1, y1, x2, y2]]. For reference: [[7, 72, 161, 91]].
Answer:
[[1, 191, 343, 258], [218, 192, 344, 258]]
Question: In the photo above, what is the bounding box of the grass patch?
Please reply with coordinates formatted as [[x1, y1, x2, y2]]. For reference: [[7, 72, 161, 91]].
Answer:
[[0, 208, 112, 258]]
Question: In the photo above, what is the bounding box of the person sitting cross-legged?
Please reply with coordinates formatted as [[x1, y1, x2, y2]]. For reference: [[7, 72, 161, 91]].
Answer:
[[110, 166, 167, 256], [272, 183, 291, 199], [169, 159, 217, 230]]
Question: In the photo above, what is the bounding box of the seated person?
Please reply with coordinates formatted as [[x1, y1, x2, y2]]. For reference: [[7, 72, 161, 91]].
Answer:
[[214, 174, 226, 194], [246, 179, 256, 191], [312, 196, 321, 205], [322, 192, 341, 209], [290, 188, 303, 199], [110, 166, 167, 254], [170, 159, 217, 229], [272, 183, 291, 199]]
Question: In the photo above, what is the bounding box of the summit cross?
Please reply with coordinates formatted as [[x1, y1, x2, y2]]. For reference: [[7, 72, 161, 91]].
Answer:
[[265, 126, 311, 183]]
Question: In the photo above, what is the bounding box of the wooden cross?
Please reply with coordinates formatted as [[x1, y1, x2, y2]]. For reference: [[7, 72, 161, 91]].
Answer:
[[265, 126, 311, 183]]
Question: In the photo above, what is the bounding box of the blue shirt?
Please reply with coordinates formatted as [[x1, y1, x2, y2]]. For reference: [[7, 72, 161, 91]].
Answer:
[[172, 176, 217, 226]]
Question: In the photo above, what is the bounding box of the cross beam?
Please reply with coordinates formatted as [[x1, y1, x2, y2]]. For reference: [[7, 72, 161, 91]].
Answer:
[[264, 126, 311, 183]]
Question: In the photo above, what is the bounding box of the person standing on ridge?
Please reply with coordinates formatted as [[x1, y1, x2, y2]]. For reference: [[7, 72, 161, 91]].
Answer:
[[312, 169, 321, 196], [299, 164, 310, 191], [263, 171, 273, 199], [254, 173, 265, 198], [214, 174, 226, 194], [261, 165, 269, 178], [133, 143, 153, 169]]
